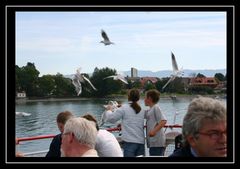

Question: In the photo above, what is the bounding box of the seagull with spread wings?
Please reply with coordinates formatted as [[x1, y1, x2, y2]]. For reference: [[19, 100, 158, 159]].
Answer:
[[100, 29, 115, 45], [162, 52, 184, 90], [103, 74, 128, 84], [72, 68, 97, 96]]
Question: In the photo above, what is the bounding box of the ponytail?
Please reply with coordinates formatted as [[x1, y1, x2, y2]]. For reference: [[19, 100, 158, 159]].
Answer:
[[128, 88, 141, 114], [130, 101, 141, 114]]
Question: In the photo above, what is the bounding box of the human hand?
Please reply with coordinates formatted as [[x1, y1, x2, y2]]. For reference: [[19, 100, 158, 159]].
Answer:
[[16, 152, 24, 157], [106, 105, 113, 111]]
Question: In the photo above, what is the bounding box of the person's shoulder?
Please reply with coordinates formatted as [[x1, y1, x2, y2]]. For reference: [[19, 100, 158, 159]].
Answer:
[[52, 133, 62, 141], [168, 148, 184, 157], [153, 104, 161, 111], [98, 129, 108, 134], [169, 146, 193, 157], [117, 104, 129, 111], [121, 104, 129, 108], [98, 129, 114, 135]]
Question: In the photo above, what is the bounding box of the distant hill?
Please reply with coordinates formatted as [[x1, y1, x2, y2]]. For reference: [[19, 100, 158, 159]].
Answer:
[[123, 69, 226, 78], [64, 69, 226, 78]]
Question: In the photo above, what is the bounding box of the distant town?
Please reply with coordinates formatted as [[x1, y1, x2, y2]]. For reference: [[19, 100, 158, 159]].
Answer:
[[16, 62, 226, 99]]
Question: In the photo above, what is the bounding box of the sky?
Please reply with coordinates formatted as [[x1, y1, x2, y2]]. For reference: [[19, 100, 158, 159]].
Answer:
[[16, 12, 226, 76]]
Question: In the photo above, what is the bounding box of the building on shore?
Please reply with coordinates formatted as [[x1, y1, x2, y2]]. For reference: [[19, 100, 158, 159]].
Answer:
[[16, 91, 26, 98], [131, 67, 138, 78]]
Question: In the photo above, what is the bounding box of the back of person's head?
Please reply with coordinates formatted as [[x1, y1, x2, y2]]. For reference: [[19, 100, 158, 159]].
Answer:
[[64, 117, 97, 149], [56, 111, 74, 133], [128, 88, 141, 114], [182, 97, 226, 146], [82, 113, 99, 131], [174, 134, 183, 151], [146, 89, 160, 104], [56, 111, 74, 124]]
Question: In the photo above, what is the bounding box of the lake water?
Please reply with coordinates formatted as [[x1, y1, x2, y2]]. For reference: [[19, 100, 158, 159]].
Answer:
[[15, 96, 225, 154]]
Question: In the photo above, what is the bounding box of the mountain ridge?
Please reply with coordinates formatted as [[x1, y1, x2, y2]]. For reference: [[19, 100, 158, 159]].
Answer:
[[64, 69, 226, 79], [123, 69, 226, 78]]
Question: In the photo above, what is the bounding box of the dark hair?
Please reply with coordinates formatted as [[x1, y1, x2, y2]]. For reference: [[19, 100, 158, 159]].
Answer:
[[82, 113, 99, 131], [56, 111, 73, 124], [128, 89, 141, 114], [146, 89, 160, 104]]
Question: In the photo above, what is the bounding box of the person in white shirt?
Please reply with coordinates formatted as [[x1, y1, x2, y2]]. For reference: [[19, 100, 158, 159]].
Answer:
[[82, 114, 123, 157]]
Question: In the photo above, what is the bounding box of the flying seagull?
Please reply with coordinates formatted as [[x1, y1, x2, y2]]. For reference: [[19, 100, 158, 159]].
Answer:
[[16, 112, 31, 117], [162, 52, 184, 90], [72, 68, 97, 96], [103, 74, 128, 84], [100, 101, 119, 126], [72, 75, 82, 96], [103, 101, 119, 110], [100, 29, 114, 45]]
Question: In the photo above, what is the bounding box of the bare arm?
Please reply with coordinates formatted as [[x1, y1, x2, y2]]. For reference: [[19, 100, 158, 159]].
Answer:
[[149, 120, 167, 137]]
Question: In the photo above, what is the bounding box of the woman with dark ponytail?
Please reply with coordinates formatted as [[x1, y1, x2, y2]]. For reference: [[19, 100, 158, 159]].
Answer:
[[104, 88, 145, 157], [128, 88, 141, 114]]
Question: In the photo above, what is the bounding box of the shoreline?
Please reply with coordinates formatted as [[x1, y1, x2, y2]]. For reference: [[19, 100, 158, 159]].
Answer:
[[16, 94, 225, 103]]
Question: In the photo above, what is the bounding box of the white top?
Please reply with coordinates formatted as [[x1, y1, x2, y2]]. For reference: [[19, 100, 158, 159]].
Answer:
[[81, 149, 99, 157], [104, 104, 145, 144], [95, 129, 123, 157]]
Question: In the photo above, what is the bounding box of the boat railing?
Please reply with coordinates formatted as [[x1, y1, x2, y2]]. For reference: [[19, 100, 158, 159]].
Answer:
[[16, 124, 182, 157]]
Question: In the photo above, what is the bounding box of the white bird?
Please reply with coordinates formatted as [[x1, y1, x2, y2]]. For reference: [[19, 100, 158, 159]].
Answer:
[[100, 29, 114, 45], [72, 75, 82, 96], [72, 68, 97, 96], [162, 52, 184, 90], [103, 74, 128, 84], [103, 101, 119, 110], [16, 112, 31, 117], [100, 101, 119, 126]]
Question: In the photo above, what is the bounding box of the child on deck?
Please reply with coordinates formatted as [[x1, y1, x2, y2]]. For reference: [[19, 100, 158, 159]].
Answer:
[[144, 89, 167, 156]]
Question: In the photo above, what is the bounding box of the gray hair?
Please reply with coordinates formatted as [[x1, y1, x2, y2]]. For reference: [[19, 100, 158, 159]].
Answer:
[[64, 117, 98, 149], [182, 97, 226, 146]]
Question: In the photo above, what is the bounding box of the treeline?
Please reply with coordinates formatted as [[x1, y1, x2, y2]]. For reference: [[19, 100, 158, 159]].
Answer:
[[16, 62, 226, 98], [16, 62, 130, 98]]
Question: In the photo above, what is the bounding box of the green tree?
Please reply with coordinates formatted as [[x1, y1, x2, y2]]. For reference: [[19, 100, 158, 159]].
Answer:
[[15, 65, 21, 92], [90, 67, 123, 97], [196, 73, 206, 78], [17, 62, 40, 97], [128, 80, 141, 89], [38, 75, 56, 96], [160, 77, 185, 93], [143, 82, 156, 92], [155, 80, 165, 92], [214, 73, 225, 81], [53, 73, 75, 97], [188, 86, 214, 94]]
